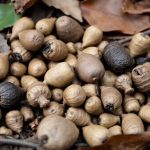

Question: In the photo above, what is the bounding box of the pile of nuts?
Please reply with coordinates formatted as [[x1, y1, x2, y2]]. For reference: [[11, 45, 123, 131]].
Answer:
[[0, 15, 149, 150]]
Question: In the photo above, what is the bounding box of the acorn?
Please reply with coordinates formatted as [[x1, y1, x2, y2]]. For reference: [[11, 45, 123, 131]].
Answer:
[[56, 16, 84, 42], [76, 53, 105, 83], [82, 26, 103, 48], [132, 62, 150, 93], [18, 29, 44, 52], [0, 82, 25, 108], [42, 39, 68, 61], [103, 42, 133, 74]]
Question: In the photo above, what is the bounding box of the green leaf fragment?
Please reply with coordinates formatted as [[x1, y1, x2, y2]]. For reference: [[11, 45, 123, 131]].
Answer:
[[0, 3, 22, 31]]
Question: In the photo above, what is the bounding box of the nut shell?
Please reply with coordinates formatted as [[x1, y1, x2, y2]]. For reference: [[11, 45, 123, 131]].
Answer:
[[0, 53, 9, 80], [56, 16, 84, 42], [5, 76, 20, 86], [28, 58, 47, 77], [124, 95, 140, 113], [129, 33, 150, 58], [76, 53, 105, 83], [21, 75, 38, 90], [122, 113, 144, 135], [82, 84, 97, 97], [99, 113, 120, 128], [27, 82, 51, 108], [103, 42, 133, 74], [132, 62, 150, 93], [109, 125, 122, 137], [139, 104, 150, 123], [0, 82, 25, 108], [43, 101, 64, 116], [82, 26, 103, 48], [44, 62, 74, 88], [37, 115, 79, 150], [66, 107, 91, 126], [10, 62, 27, 77], [85, 96, 102, 115], [51, 88, 63, 102], [115, 74, 134, 94], [35, 18, 56, 35], [42, 39, 68, 61], [5, 110, 23, 133], [63, 84, 86, 107], [19, 29, 44, 51], [21, 106, 34, 122], [100, 86, 122, 112], [10, 17, 34, 40], [10, 40, 32, 62], [83, 125, 109, 147]]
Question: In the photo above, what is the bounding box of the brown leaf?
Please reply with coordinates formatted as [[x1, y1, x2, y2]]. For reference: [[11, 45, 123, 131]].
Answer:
[[13, 0, 37, 13], [42, 0, 83, 22], [0, 34, 10, 53], [81, 0, 150, 34], [78, 132, 150, 150], [122, 0, 150, 14]]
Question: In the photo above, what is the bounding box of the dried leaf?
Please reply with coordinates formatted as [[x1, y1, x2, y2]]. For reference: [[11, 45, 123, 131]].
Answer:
[[81, 0, 150, 34], [0, 3, 21, 31], [78, 132, 150, 150], [0, 34, 10, 53], [42, 0, 83, 22], [122, 0, 150, 14], [13, 0, 37, 13]]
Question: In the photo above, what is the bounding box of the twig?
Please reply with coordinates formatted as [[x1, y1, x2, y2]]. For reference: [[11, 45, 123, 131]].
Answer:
[[0, 137, 41, 149]]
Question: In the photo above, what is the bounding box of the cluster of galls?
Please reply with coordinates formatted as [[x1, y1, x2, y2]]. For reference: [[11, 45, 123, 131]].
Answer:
[[0, 15, 149, 150]]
